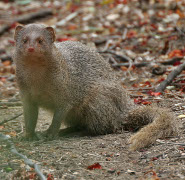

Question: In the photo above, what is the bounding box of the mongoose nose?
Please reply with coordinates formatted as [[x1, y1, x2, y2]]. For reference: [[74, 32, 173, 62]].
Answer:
[[28, 47, 34, 52]]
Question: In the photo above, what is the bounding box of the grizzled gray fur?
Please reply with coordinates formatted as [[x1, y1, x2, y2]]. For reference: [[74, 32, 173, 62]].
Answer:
[[14, 24, 179, 150]]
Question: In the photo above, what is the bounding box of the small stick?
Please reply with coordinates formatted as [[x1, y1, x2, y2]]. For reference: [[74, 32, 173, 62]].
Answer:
[[0, 102, 22, 107], [157, 141, 185, 146], [56, 11, 79, 26], [112, 62, 149, 68], [160, 57, 183, 65], [111, 57, 183, 68], [99, 50, 132, 63], [0, 113, 23, 125], [156, 61, 185, 92], [0, 133, 46, 180]]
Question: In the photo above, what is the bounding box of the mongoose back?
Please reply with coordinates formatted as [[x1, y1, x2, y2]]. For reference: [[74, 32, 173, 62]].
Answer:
[[14, 24, 179, 150]]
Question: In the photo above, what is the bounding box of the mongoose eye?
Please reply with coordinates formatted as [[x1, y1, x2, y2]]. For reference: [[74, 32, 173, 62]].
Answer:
[[23, 39, 28, 44], [38, 39, 43, 44]]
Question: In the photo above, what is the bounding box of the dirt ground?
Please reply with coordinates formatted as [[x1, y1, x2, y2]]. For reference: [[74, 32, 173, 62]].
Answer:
[[0, 100, 185, 180]]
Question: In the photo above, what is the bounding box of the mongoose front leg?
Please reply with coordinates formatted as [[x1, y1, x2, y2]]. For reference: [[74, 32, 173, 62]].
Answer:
[[45, 106, 71, 138], [23, 100, 39, 140]]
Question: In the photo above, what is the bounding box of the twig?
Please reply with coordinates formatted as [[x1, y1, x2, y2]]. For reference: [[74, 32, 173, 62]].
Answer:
[[94, 38, 107, 45], [56, 11, 80, 26], [108, 56, 120, 71], [99, 50, 132, 62], [97, 161, 121, 163], [112, 62, 149, 67], [100, 50, 134, 79], [156, 61, 185, 92], [0, 113, 23, 125], [93, 35, 123, 46], [17, 122, 24, 136], [111, 57, 183, 68], [0, 133, 46, 180], [160, 57, 183, 65], [122, 28, 128, 40], [101, 40, 114, 52], [0, 101, 22, 107], [157, 140, 185, 146]]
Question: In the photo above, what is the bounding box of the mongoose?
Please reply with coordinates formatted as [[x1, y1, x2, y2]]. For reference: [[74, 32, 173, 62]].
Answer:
[[13, 24, 179, 151]]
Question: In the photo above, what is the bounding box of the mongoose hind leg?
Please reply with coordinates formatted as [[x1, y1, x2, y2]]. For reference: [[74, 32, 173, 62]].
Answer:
[[59, 127, 87, 137], [81, 83, 129, 135]]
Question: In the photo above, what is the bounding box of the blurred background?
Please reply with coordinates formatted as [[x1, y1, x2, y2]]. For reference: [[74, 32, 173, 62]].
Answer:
[[0, 0, 185, 103]]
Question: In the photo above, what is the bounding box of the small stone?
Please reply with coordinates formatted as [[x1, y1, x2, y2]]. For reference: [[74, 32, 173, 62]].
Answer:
[[106, 14, 119, 21], [107, 169, 116, 173], [127, 169, 136, 175]]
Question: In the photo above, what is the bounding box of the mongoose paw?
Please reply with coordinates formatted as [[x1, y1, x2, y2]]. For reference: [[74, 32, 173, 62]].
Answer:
[[43, 129, 59, 140], [19, 133, 40, 141]]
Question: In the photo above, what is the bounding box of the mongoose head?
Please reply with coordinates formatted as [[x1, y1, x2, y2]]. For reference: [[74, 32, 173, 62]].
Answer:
[[14, 24, 55, 58]]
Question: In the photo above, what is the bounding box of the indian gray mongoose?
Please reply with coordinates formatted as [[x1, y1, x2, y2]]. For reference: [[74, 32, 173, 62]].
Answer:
[[13, 24, 179, 150]]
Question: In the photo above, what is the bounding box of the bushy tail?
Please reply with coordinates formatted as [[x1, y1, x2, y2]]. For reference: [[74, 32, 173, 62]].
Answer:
[[127, 106, 179, 151]]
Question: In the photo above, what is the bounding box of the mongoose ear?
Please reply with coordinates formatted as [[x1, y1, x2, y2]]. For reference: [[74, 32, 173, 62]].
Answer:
[[14, 25, 24, 41], [46, 27, 56, 43]]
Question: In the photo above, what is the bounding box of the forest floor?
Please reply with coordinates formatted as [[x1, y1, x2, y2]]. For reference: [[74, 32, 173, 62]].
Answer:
[[0, 104, 185, 180], [0, 0, 185, 179]]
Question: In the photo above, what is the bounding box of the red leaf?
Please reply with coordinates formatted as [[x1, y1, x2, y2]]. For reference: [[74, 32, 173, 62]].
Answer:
[[179, 86, 185, 93], [47, 173, 54, 180], [87, 163, 102, 170], [168, 49, 183, 58], [150, 23, 158, 30], [115, 0, 127, 4], [144, 170, 160, 180], [126, 30, 137, 39], [179, 80, 185, 83], [139, 20, 148, 26], [148, 91, 162, 96], [0, 77, 6, 82], [134, 97, 152, 105], [29, 173, 36, 179], [142, 101, 152, 105], [157, 78, 165, 83], [67, 24, 77, 30], [134, 98, 142, 104], [145, 81, 151, 86], [10, 22, 17, 29], [132, 83, 138, 88], [151, 157, 158, 161], [2, 60, 11, 66], [8, 39, 15, 46], [173, 61, 182, 66], [176, 9, 184, 18], [178, 146, 185, 151]]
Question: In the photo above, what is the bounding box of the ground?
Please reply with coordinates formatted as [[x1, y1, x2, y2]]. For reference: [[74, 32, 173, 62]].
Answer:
[[0, 100, 184, 180]]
